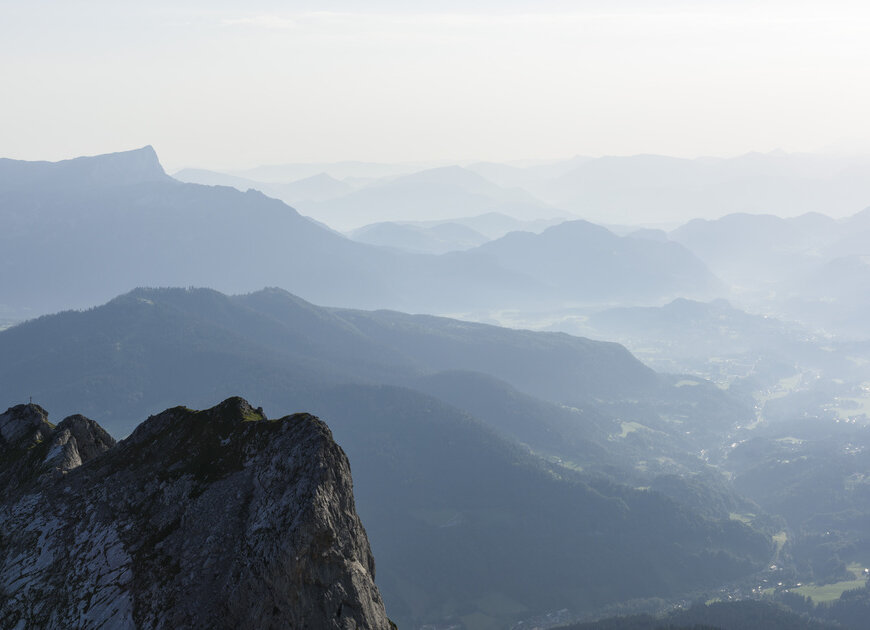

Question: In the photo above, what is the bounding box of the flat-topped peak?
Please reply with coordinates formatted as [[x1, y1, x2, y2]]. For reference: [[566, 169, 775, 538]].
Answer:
[[0, 145, 170, 191]]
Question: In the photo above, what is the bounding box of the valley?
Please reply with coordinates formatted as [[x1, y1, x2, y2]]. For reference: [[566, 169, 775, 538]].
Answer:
[[7, 4, 870, 628], [4, 146, 870, 629]]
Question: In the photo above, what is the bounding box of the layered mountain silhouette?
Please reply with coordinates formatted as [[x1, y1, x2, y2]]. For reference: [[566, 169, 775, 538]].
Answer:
[[0, 287, 771, 628], [349, 220, 488, 254], [0, 286, 661, 432], [670, 212, 839, 286], [668, 210, 870, 335], [473, 220, 723, 301], [173, 168, 354, 205], [0, 147, 724, 319], [0, 147, 540, 317], [298, 164, 563, 229], [523, 152, 870, 225]]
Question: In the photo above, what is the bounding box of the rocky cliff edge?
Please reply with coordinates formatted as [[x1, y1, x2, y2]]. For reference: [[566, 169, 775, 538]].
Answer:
[[0, 397, 391, 630]]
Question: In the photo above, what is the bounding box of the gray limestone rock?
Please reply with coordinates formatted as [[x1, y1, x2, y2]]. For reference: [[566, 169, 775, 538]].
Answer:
[[0, 397, 391, 630], [0, 403, 52, 447]]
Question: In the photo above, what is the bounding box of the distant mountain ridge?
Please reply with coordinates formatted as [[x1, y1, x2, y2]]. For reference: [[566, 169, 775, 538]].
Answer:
[[173, 168, 354, 204], [473, 219, 723, 301], [0, 148, 543, 316], [177, 150, 870, 226], [0, 286, 660, 430], [525, 152, 870, 224], [301, 164, 563, 229], [0, 145, 170, 190], [0, 286, 771, 628], [0, 147, 723, 318], [348, 220, 488, 254], [668, 209, 870, 335]]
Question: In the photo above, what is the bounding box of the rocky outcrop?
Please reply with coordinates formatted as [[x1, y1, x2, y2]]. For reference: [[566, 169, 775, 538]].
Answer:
[[0, 397, 391, 630]]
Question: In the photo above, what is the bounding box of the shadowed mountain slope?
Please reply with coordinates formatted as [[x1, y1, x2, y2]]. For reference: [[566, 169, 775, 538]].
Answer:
[[471, 220, 723, 302], [0, 148, 542, 317], [0, 286, 660, 431], [0, 287, 771, 628]]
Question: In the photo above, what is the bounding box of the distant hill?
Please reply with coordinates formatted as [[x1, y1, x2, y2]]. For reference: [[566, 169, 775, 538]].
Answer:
[[302, 165, 563, 229], [0, 287, 662, 431], [668, 210, 870, 336], [466, 156, 594, 187], [586, 298, 811, 357], [228, 159, 440, 182], [349, 213, 568, 253], [277, 172, 355, 202], [471, 220, 723, 302], [0, 147, 544, 317], [170, 167, 267, 190], [1, 147, 727, 318], [180, 151, 870, 228], [525, 152, 870, 225], [0, 286, 750, 481], [670, 212, 839, 286], [173, 168, 354, 204], [779, 255, 870, 337], [418, 211, 567, 239], [348, 220, 488, 254]]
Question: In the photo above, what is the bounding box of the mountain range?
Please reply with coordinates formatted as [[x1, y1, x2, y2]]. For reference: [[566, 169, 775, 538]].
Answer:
[[185, 151, 870, 226], [348, 220, 489, 254], [10, 145, 866, 628], [0, 286, 771, 628], [0, 147, 721, 319], [526, 152, 870, 225], [668, 210, 870, 336]]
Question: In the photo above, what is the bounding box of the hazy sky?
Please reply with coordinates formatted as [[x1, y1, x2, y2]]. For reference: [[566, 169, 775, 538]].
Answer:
[[3, 0, 870, 170]]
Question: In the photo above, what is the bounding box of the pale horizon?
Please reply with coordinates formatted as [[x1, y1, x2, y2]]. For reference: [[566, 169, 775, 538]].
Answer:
[[10, 145, 870, 177], [4, 0, 870, 171]]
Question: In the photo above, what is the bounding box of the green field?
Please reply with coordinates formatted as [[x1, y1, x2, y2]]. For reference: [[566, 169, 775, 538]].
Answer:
[[729, 512, 755, 525], [613, 421, 651, 439], [772, 531, 787, 551], [754, 373, 803, 405], [831, 387, 870, 421], [790, 564, 868, 603]]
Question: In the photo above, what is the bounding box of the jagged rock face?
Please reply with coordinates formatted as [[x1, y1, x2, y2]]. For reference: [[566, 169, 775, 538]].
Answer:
[[0, 404, 114, 490], [0, 403, 52, 447], [0, 397, 391, 630]]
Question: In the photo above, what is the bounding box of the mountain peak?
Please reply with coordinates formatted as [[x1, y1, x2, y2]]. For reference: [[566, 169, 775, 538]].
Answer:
[[0, 397, 391, 628], [60, 145, 169, 186], [0, 145, 170, 192], [0, 403, 52, 447]]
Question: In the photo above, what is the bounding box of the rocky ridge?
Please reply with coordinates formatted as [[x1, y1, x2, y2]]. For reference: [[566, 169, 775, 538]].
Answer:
[[0, 397, 390, 629]]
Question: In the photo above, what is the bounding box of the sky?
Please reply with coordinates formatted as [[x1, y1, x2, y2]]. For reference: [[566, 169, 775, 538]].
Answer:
[[3, 0, 870, 170]]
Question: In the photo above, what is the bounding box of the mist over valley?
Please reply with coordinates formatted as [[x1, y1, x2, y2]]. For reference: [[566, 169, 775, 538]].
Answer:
[[5, 2, 870, 628]]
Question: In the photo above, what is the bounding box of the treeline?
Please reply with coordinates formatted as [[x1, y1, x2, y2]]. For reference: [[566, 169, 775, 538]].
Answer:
[[776, 584, 870, 629]]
